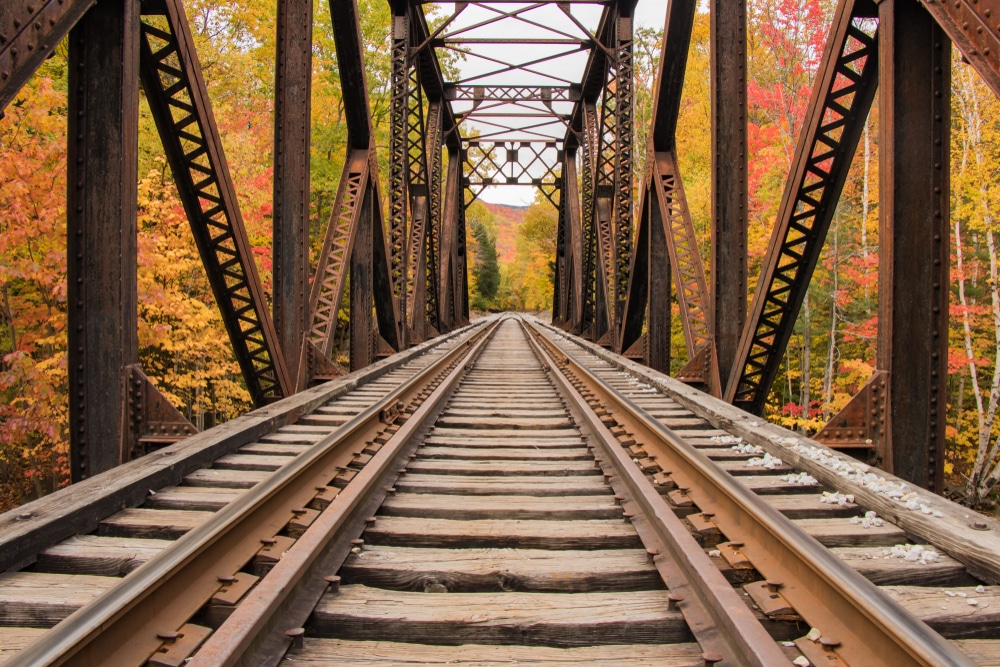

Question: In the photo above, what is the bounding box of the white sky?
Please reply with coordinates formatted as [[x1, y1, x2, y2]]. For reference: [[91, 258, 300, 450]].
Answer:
[[447, 1, 668, 207]]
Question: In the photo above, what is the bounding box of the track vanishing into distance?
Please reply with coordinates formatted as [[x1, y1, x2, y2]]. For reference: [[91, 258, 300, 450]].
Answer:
[[0, 316, 1000, 666]]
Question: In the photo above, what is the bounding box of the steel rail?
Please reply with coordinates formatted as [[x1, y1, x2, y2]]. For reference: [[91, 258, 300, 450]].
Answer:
[[526, 321, 977, 667], [8, 319, 497, 667], [0, 321, 479, 572], [186, 314, 502, 667], [521, 321, 789, 667]]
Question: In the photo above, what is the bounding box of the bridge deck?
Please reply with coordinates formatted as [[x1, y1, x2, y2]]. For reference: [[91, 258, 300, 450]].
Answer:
[[0, 316, 996, 666]]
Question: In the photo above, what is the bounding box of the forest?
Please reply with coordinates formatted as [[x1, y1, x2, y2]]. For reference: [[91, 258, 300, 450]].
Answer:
[[3, 1, 1000, 514]]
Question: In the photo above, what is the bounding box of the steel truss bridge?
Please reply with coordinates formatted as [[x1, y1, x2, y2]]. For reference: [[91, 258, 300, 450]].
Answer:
[[2, 0, 996, 497], [5, 2, 1000, 664]]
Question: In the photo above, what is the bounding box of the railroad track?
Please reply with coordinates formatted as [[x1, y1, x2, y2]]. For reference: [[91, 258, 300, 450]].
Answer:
[[0, 314, 997, 665]]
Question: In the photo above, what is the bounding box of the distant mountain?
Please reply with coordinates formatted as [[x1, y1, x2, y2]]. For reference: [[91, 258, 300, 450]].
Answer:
[[481, 202, 526, 265]]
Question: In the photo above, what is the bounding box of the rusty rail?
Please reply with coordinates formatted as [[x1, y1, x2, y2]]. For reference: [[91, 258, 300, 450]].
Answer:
[[521, 321, 789, 667], [526, 319, 976, 667], [7, 319, 498, 667]]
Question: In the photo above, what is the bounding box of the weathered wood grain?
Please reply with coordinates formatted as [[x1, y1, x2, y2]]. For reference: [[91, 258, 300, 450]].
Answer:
[[392, 474, 609, 497], [238, 443, 310, 456], [183, 468, 270, 488], [35, 535, 170, 576], [0, 627, 47, 665], [717, 460, 794, 476], [764, 494, 858, 519], [885, 586, 1000, 638], [0, 572, 116, 627], [425, 428, 583, 440], [362, 517, 643, 549], [415, 447, 591, 461], [953, 639, 1000, 666], [831, 546, 974, 586], [792, 518, 909, 547], [404, 460, 600, 477], [421, 436, 586, 448], [340, 546, 663, 592], [211, 454, 296, 471], [310, 585, 691, 647], [282, 639, 703, 665], [143, 486, 243, 511], [740, 477, 823, 496], [378, 494, 622, 521], [98, 508, 213, 539]]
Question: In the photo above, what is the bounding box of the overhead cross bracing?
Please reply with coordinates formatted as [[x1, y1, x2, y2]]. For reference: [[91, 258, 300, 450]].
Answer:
[[385, 0, 636, 357]]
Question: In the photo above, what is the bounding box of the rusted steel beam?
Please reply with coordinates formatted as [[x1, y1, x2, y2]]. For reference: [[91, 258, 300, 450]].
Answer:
[[331, 0, 373, 151], [350, 183, 376, 371], [446, 85, 580, 103], [138, 0, 291, 405], [0, 0, 94, 113], [619, 184, 649, 355], [457, 190, 470, 324], [272, 0, 313, 388], [579, 101, 602, 338], [710, 0, 748, 387], [409, 4, 459, 149], [655, 152, 711, 360], [725, 0, 879, 414], [878, 0, 950, 491], [564, 7, 613, 150], [554, 178, 569, 324], [651, 1, 696, 152], [612, 0, 635, 339], [619, 1, 694, 368], [438, 148, 461, 331], [372, 169, 403, 351], [426, 102, 443, 332], [307, 0, 400, 377], [308, 150, 371, 358], [66, 0, 140, 481], [920, 0, 1000, 100], [389, 3, 412, 345], [565, 148, 585, 334], [403, 69, 432, 343], [647, 184, 671, 373]]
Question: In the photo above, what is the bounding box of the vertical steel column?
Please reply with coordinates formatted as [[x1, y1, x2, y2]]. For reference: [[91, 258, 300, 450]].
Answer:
[[648, 183, 671, 373], [350, 184, 375, 371], [425, 102, 443, 333], [272, 0, 313, 385], [594, 68, 618, 344], [580, 102, 600, 338], [388, 2, 410, 346], [67, 0, 139, 481], [613, 1, 635, 336], [553, 176, 568, 325], [565, 147, 585, 334], [878, 0, 950, 491], [458, 184, 470, 324], [438, 148, 461, 330], [710, 0, 747, 383]]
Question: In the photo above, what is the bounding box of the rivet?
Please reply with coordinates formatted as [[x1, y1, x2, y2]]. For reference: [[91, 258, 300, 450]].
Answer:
[[285, 627, 305, 650], [703, 653, 724, 667]]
